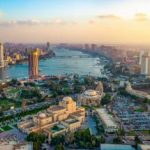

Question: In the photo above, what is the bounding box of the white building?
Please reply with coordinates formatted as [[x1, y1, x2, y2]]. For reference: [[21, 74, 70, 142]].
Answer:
[[100, 144, 135, 150], [96, 108, 118, 133], [140, 51, 150, 77], [137, 144, 150, 150], [0, 43, 5, 68], [139, 50, 146, 65], [126, 82, 150, 99], [0, 142, 33, 150]]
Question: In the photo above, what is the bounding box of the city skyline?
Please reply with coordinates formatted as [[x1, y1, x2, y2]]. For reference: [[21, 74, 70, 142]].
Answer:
[[0, 0, 150, 45]]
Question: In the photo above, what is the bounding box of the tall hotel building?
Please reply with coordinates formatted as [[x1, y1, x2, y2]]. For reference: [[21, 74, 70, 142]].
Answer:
[[0, 43, 5, 68], [28, 48, 40, 79]]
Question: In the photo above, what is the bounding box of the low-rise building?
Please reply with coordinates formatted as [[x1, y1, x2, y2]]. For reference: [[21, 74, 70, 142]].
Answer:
[[0, 142, 33, 150], [137, 144, 150, 150], [126, 82, 150, 99], [96, 108, 118, 133], [79, 81, 104, 106], [18, 97, 85, 140], [100, 144, 135, 150]]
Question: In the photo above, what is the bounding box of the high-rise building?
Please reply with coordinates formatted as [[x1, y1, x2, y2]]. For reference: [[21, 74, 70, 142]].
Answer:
[[28, 48, 40, 79], [84, 44, 90, 50], [140, 51, 150, 77], [0, 43, 5, 68], [139, 50, 145, 65], [91, 44, 97, 51], [46, 42, 51, 51]]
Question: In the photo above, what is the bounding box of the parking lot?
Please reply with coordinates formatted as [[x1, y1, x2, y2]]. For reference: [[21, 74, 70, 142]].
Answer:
[[112, 96, 150, 132]]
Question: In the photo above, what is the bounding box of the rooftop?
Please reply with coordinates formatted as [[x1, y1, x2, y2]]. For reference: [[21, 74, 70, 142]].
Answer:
[[96, 108, 117, 127], [48, 105, 65, 112], [64, 118, 79, 125], [100, 144, 135, 150], [84, 90, 98, 96]]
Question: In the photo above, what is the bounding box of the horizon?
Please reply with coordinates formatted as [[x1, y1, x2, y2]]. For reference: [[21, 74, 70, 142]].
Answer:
[[0, 0, 150, 45]]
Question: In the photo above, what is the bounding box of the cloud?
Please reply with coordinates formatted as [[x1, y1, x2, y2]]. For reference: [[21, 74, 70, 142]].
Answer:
[[0, 18, 77, 27], [135, 13, 149, 21], [0, 19, 41, 26], [98, 14, 121, 20]]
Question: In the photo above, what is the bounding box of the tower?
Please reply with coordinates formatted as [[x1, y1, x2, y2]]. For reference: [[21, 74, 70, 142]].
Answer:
[[139, 50, 145, 65], [140, 51, 150, 78], [28, 48, 40, 79], [0, 43, 5, 68], [46, 42, 51, 51]]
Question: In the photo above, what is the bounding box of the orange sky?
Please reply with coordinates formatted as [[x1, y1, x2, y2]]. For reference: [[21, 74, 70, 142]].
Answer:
[[0, 0, 150, 44]]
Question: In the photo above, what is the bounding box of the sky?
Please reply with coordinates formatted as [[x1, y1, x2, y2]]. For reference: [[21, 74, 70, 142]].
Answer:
[[0, 0, 150, 44]]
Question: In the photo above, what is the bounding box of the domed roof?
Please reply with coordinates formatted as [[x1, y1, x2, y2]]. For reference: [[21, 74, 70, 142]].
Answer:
[[39, 113, 46, 119], [84, 90, 97, 96], [63, 96, 73, 103]]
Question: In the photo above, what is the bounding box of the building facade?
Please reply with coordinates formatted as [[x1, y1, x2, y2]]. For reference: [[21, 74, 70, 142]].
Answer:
[[126, 82, 150, 99], [140, 51, 150, 77], [96, 108, 118, 133], [18, 97, 85, 140], [79, 81, 104, 106], [28, 48, 40, 79], [0, 43, 5, 68]]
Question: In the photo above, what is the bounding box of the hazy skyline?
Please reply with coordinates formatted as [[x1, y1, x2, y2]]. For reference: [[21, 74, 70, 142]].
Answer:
[[0, 0, 150, 44]]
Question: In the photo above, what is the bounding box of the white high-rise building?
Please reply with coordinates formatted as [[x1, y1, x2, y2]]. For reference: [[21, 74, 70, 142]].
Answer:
[[140, 51, 150, 77], [139, 50, 145, 65], [0, 43, 5, 68]]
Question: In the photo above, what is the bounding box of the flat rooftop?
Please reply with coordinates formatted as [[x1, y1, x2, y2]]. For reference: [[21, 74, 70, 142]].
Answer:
[[49, 124, 66, 133], [96, 108, 117, 127], [64, 118, 79, 125], [100, 144, 135, 150], [48, 106, 65, 111]]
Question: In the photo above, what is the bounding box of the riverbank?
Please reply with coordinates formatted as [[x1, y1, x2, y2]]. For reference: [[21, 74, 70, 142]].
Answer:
[[0, 48, 106, 80]]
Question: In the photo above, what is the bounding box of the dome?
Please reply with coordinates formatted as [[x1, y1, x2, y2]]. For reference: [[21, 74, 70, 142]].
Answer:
[[39, 113, 46, 119], [63, 96, 73, 103], [84, 90, 97, 96]]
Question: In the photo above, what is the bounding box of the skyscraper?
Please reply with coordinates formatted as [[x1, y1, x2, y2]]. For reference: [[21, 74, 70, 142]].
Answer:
[[46, 42, 51, 51], [28, 48, 40, 79], [0, 43, 5, 68], [140, 51, 150, 77]]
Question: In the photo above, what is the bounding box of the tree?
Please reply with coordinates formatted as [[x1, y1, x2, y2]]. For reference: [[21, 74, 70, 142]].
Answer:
[[51, 135, 65, 146], [113, 136, 122, 144], [55, 144, 65, 150], [117, 128, 125, 136], [9, 79, 20, 86], [74, 128, 100, 148], [26, 132, 46, 150], [135, 135, 142, 144], [101, 93, 111, 105], [84, 76, 95, 87], [100, 136, 105, 143]]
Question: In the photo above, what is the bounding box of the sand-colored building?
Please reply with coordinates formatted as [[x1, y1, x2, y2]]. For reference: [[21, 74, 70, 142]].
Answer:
[[79, 81, 104, 106], [28, 48, 40, 79], [18, 97, 85, 139]]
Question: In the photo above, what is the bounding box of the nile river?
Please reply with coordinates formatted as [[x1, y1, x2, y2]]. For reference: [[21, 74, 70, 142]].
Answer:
[[0, 48, 106, 80]]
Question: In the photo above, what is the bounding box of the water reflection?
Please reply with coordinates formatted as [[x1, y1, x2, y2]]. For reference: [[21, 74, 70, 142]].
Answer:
[[0, 68, 7, 81]]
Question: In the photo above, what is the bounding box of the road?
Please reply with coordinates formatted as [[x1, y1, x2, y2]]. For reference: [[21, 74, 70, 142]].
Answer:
[[1, 99, 56, 118]]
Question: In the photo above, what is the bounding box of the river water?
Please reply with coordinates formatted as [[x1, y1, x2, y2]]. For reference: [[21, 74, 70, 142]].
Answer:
[[0, 48, 105, 80]]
